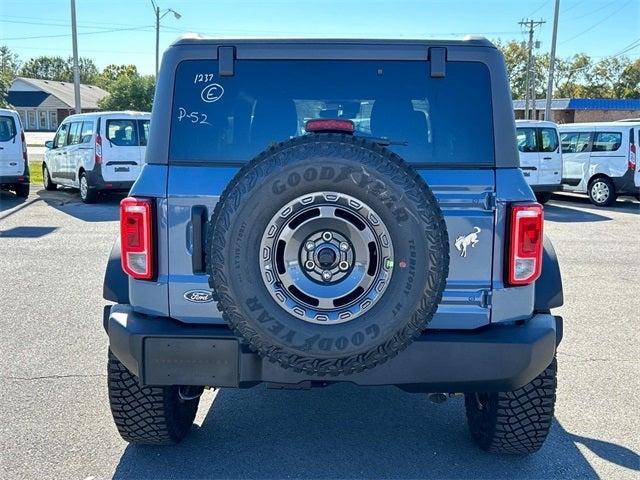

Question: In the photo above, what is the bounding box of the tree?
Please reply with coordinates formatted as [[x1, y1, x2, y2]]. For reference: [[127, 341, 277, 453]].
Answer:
[[96, 64, 138, 91], [18, 55, 99, 84], [97, 74, 155, 111], [0, 46, 21, 107], [614, 58, 640, 98]]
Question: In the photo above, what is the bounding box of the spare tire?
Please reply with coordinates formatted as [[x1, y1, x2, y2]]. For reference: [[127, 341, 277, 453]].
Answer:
[[207, 134, 449, 375]]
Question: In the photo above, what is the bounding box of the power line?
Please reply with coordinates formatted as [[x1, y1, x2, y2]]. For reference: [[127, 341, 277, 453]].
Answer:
[[526, 0, 552, 18], [1, 25, 154, 41], [568, 0, 618, 21], [560, 0, 634, 45]]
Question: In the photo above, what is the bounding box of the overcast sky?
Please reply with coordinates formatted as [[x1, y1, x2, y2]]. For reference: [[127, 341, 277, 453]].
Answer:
[[1, 0, 638, 75]]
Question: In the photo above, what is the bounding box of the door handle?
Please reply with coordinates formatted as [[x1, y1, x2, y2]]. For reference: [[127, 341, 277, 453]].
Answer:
[[191, 206, 207, 274], [543, 157, 552, 160]]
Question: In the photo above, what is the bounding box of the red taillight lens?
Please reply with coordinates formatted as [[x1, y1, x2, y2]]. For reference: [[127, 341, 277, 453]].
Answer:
[[21, 131, 28, 162], [95, 133, 103, 164], [508, 203, 544, 286], [305, 119, 355, 134], [120, 197, 154, 280], [629, 143, 636, 170]]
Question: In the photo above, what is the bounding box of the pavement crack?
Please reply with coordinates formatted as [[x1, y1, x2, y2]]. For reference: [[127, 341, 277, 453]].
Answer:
[[0, 373, 106, 382]]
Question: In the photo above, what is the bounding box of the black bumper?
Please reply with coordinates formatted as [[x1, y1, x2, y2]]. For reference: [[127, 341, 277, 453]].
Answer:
[[105, 304, 561, 392], [86, 166, 133, 192], [612, 169, 638, 196], [0, 174, 29, 185]]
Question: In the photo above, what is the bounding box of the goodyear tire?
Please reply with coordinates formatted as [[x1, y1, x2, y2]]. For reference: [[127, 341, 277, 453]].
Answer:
[[207, 134, 449, 375]]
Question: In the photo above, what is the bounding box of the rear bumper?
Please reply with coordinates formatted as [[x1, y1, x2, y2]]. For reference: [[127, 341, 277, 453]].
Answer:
[[86, 166, 133, 192], [0, 174, 29, 185], [612, 169, 638, 195], [105, 304, 561, 392]]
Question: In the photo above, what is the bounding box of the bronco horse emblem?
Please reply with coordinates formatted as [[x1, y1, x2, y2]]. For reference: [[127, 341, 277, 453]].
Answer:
[[454, 227, 481, 257]]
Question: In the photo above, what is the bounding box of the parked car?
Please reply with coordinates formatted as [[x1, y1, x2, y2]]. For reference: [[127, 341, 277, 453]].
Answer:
[[103, 38, 563, 454], [558, 121, 638, 206], [0, 108, 29, 198], [43, 111, 150, 203], [515, 119, 563, 204]]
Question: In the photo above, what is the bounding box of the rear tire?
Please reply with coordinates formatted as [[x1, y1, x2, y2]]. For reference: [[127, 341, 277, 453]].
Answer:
[[43, 164, 57, 191], [588, 177, 616, 207], [14, 183, 29, 198], [464, 357, 557, 454], [534, 192, 552, 204], [107, 351, 200, 445], [79, 172, 97, 203]]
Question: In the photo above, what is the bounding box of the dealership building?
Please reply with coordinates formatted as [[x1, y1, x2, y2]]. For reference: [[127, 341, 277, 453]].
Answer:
[[513, 98, 640, 123]]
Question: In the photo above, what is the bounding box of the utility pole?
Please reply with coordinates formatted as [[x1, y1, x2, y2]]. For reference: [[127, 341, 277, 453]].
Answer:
[[519, 19, 545, 119], [70, 0, 81, 114], [545, 0, 560, 121], [151, 0, 181, 78]]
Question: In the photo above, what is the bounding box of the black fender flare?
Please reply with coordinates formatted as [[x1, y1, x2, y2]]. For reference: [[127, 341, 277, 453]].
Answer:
[[534, 235, 563, 312], [103, 238, 129, 304]]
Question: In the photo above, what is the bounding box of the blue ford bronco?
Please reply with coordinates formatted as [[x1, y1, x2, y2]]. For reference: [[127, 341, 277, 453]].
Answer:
[[103, 37, 563, 453]]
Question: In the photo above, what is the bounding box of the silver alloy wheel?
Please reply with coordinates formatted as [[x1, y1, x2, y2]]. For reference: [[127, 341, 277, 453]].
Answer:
[[80, 175, 88, 200], [591, 180, 610, 204], [260, 191, 394, 324]]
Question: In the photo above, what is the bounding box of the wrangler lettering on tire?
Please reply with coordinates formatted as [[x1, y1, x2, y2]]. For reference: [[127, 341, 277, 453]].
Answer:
[[207, 134, 449, 375]]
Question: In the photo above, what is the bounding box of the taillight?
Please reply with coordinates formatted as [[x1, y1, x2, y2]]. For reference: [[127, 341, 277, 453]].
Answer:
[[507, 203, 543, 286], [305, 119, 355, 134], [21, 131, 28, 162], [629, 143, 636, 170], [95, 133, 103, 164], [120, 197, 154, 280]]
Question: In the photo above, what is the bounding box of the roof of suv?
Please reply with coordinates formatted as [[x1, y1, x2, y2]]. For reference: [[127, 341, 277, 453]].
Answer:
[[171, 35, 496, 48]]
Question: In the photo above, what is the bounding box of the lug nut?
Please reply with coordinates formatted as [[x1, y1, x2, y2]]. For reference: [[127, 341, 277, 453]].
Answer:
[[339, 242, 349, 251], [321, 270, 332, 281], [305, 260, 315, 270], [322, 231, 333, 241], [305, 241, 315, 251], [339, 261, 349, 271]]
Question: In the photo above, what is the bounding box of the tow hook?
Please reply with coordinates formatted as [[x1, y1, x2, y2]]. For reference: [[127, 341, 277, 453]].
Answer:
[[178, 385, 205, 401], [427, 392, 462, 404]]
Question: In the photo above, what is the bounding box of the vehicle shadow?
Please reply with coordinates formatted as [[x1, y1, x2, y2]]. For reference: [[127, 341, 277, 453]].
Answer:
[[543, 203, 612, 223], [111, 383, 633, 479], [0, 190, 29, 213], [548, 193, 639, 214], [35, 188, 122, 222]]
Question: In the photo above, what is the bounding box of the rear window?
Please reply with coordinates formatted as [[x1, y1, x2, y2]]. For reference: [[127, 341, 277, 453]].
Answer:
[[106, 119, 138, 146], [0, 115, 17, 142], [169, 60, 494, 164]]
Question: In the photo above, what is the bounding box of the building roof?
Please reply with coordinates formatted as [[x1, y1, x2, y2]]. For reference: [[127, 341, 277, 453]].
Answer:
[[8, 77, 108, 110], [513, 98, 640, 111]]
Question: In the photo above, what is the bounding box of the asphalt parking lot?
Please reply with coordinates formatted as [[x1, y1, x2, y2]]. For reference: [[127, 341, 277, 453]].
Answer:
[[0, 187, 638, 479]]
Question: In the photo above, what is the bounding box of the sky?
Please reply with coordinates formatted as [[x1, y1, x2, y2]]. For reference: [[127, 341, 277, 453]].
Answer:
[[1, 0, 639, 76]]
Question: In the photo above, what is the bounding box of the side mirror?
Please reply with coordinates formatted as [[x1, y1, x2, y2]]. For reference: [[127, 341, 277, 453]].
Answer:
[[45, 140, 54, 149]]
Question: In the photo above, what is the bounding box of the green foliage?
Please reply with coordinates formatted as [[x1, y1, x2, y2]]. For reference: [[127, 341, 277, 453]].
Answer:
[[0, 46, 21, 107], [97, 74, 155, 111], [18, 55, 99, 84], [496, 40, 640, 99], [96, 64, 139, 90]]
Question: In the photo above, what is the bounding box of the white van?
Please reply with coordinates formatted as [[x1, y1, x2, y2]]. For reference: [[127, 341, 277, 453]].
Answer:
[[0, 108, 30, 198], [43, 111, 150, 203], [515, 120, 563, 204], [558, 121, 638, 206]]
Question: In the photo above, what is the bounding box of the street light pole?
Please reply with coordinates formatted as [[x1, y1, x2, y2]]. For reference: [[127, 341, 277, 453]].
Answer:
[[545, 0, 561, 121], [151, 0, 181, 78], [70, 0, 81, 114]]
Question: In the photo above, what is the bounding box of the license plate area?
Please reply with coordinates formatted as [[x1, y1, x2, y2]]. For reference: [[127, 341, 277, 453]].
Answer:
[[143, 337, 239, 386], [114, 166, 130, 172]]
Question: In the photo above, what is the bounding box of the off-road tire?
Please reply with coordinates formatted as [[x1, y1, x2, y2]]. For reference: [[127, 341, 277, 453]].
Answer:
[[464, 357, 557, 454], [107, 351, 199, 445], [14, 183, 29, 198], [43, 164, 57, 191], [588, 176, 616, 207], [535, 192, 552, 204], [207, 134, 449, 376]]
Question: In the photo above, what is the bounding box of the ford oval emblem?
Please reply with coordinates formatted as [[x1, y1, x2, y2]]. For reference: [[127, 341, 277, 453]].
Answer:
[[184, 289, 214, 303]]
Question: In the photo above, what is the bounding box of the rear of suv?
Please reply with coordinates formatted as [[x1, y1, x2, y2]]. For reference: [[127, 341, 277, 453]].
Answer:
[[0, 108, 30, 198], [103, 38, 563, 454]]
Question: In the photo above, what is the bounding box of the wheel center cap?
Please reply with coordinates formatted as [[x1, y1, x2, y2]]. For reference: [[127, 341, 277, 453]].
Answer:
[[317, 247, 336, 268]]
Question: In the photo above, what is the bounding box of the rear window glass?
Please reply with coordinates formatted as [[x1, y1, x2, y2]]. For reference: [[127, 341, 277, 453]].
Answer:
[[0, 115, 17, 142], [592, 132, 622, 152], [169, 60, 494, 164], [106, 119, 139, 146]]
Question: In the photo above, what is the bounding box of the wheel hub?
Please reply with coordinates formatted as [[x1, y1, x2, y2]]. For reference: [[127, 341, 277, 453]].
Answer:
[[260, 191, 394, 324]]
